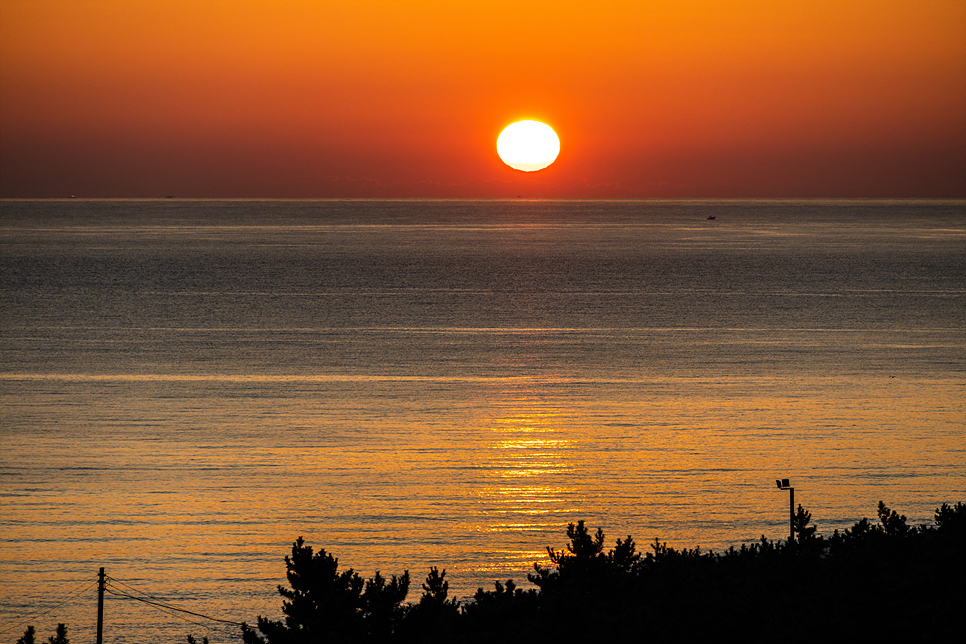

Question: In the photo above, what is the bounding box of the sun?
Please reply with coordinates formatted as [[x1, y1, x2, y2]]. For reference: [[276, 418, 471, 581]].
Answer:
[[497, 120, 560, 172]]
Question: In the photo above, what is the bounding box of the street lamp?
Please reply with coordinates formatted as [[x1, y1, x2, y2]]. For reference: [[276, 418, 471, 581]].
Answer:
[[776, 478, 794, 542]]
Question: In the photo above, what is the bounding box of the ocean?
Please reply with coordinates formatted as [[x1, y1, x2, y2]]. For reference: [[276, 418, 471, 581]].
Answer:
[[1, 199, 963, 642]]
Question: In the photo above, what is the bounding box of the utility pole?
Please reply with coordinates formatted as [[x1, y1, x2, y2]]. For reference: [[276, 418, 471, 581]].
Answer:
[[96, 567, 105, 644]]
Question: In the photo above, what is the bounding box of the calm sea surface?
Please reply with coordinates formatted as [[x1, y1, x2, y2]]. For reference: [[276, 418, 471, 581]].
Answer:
[[1, 199, 964, 641]]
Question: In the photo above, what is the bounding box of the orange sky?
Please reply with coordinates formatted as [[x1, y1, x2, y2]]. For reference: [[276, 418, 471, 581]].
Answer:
[[1, 0, 964, 197]]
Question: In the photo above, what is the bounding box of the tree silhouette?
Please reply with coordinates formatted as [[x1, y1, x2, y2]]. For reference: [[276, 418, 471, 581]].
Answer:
[[46, 625, 68, 644], [242, 536, 409, 644], [397, 567, 461, 641], [360, 570, 410, 640], [935, 502, 966, 536], [792, 503, 817, 542], [15, 625, 68, 644], [462, 578, 539, 640], [877, 501, 909, 536], [239, 502, 964, 643], [420, 568, 450, 606], [529, 520, 641, 590]]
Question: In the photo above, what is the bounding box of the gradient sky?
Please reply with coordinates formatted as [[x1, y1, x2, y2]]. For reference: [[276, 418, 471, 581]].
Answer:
[[2, 0, 964, 198]]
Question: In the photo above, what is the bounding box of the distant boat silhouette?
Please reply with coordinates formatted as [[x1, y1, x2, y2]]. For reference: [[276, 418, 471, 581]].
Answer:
[[707, 215, 716, 220]]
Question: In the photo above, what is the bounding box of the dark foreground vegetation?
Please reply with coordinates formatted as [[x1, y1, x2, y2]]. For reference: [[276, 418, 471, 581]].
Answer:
[[240, 502, 964, 643], [14, 625, 68, 644], [13, 502, 963, 643]]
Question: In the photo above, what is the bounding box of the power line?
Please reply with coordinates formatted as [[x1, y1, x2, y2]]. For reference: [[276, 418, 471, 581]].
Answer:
[[0, 575, 100, 635], [104, 587, 212, 629], [104, 578, 243, 626], [103, 576, 167, 602], [105, 586, 241, 626], [3, 572, 245, 636]]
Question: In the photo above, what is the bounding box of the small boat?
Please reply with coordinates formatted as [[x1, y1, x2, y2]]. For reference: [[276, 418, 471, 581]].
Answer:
[[707, 215, 716, 220]]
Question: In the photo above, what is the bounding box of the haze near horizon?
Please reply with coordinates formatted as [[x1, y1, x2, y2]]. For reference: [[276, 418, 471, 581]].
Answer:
[[1, 0, 964, 198]]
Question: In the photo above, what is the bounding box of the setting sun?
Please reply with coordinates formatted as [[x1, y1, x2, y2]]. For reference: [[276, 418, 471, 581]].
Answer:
[[497, 120, 560, 172]]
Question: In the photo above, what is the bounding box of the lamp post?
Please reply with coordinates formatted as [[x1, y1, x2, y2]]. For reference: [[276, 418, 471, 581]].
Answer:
[[775, 478, 794, 542]]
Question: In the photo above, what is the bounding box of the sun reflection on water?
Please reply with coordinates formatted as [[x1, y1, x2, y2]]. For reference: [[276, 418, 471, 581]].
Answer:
[[474, 386, 583, 550]]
